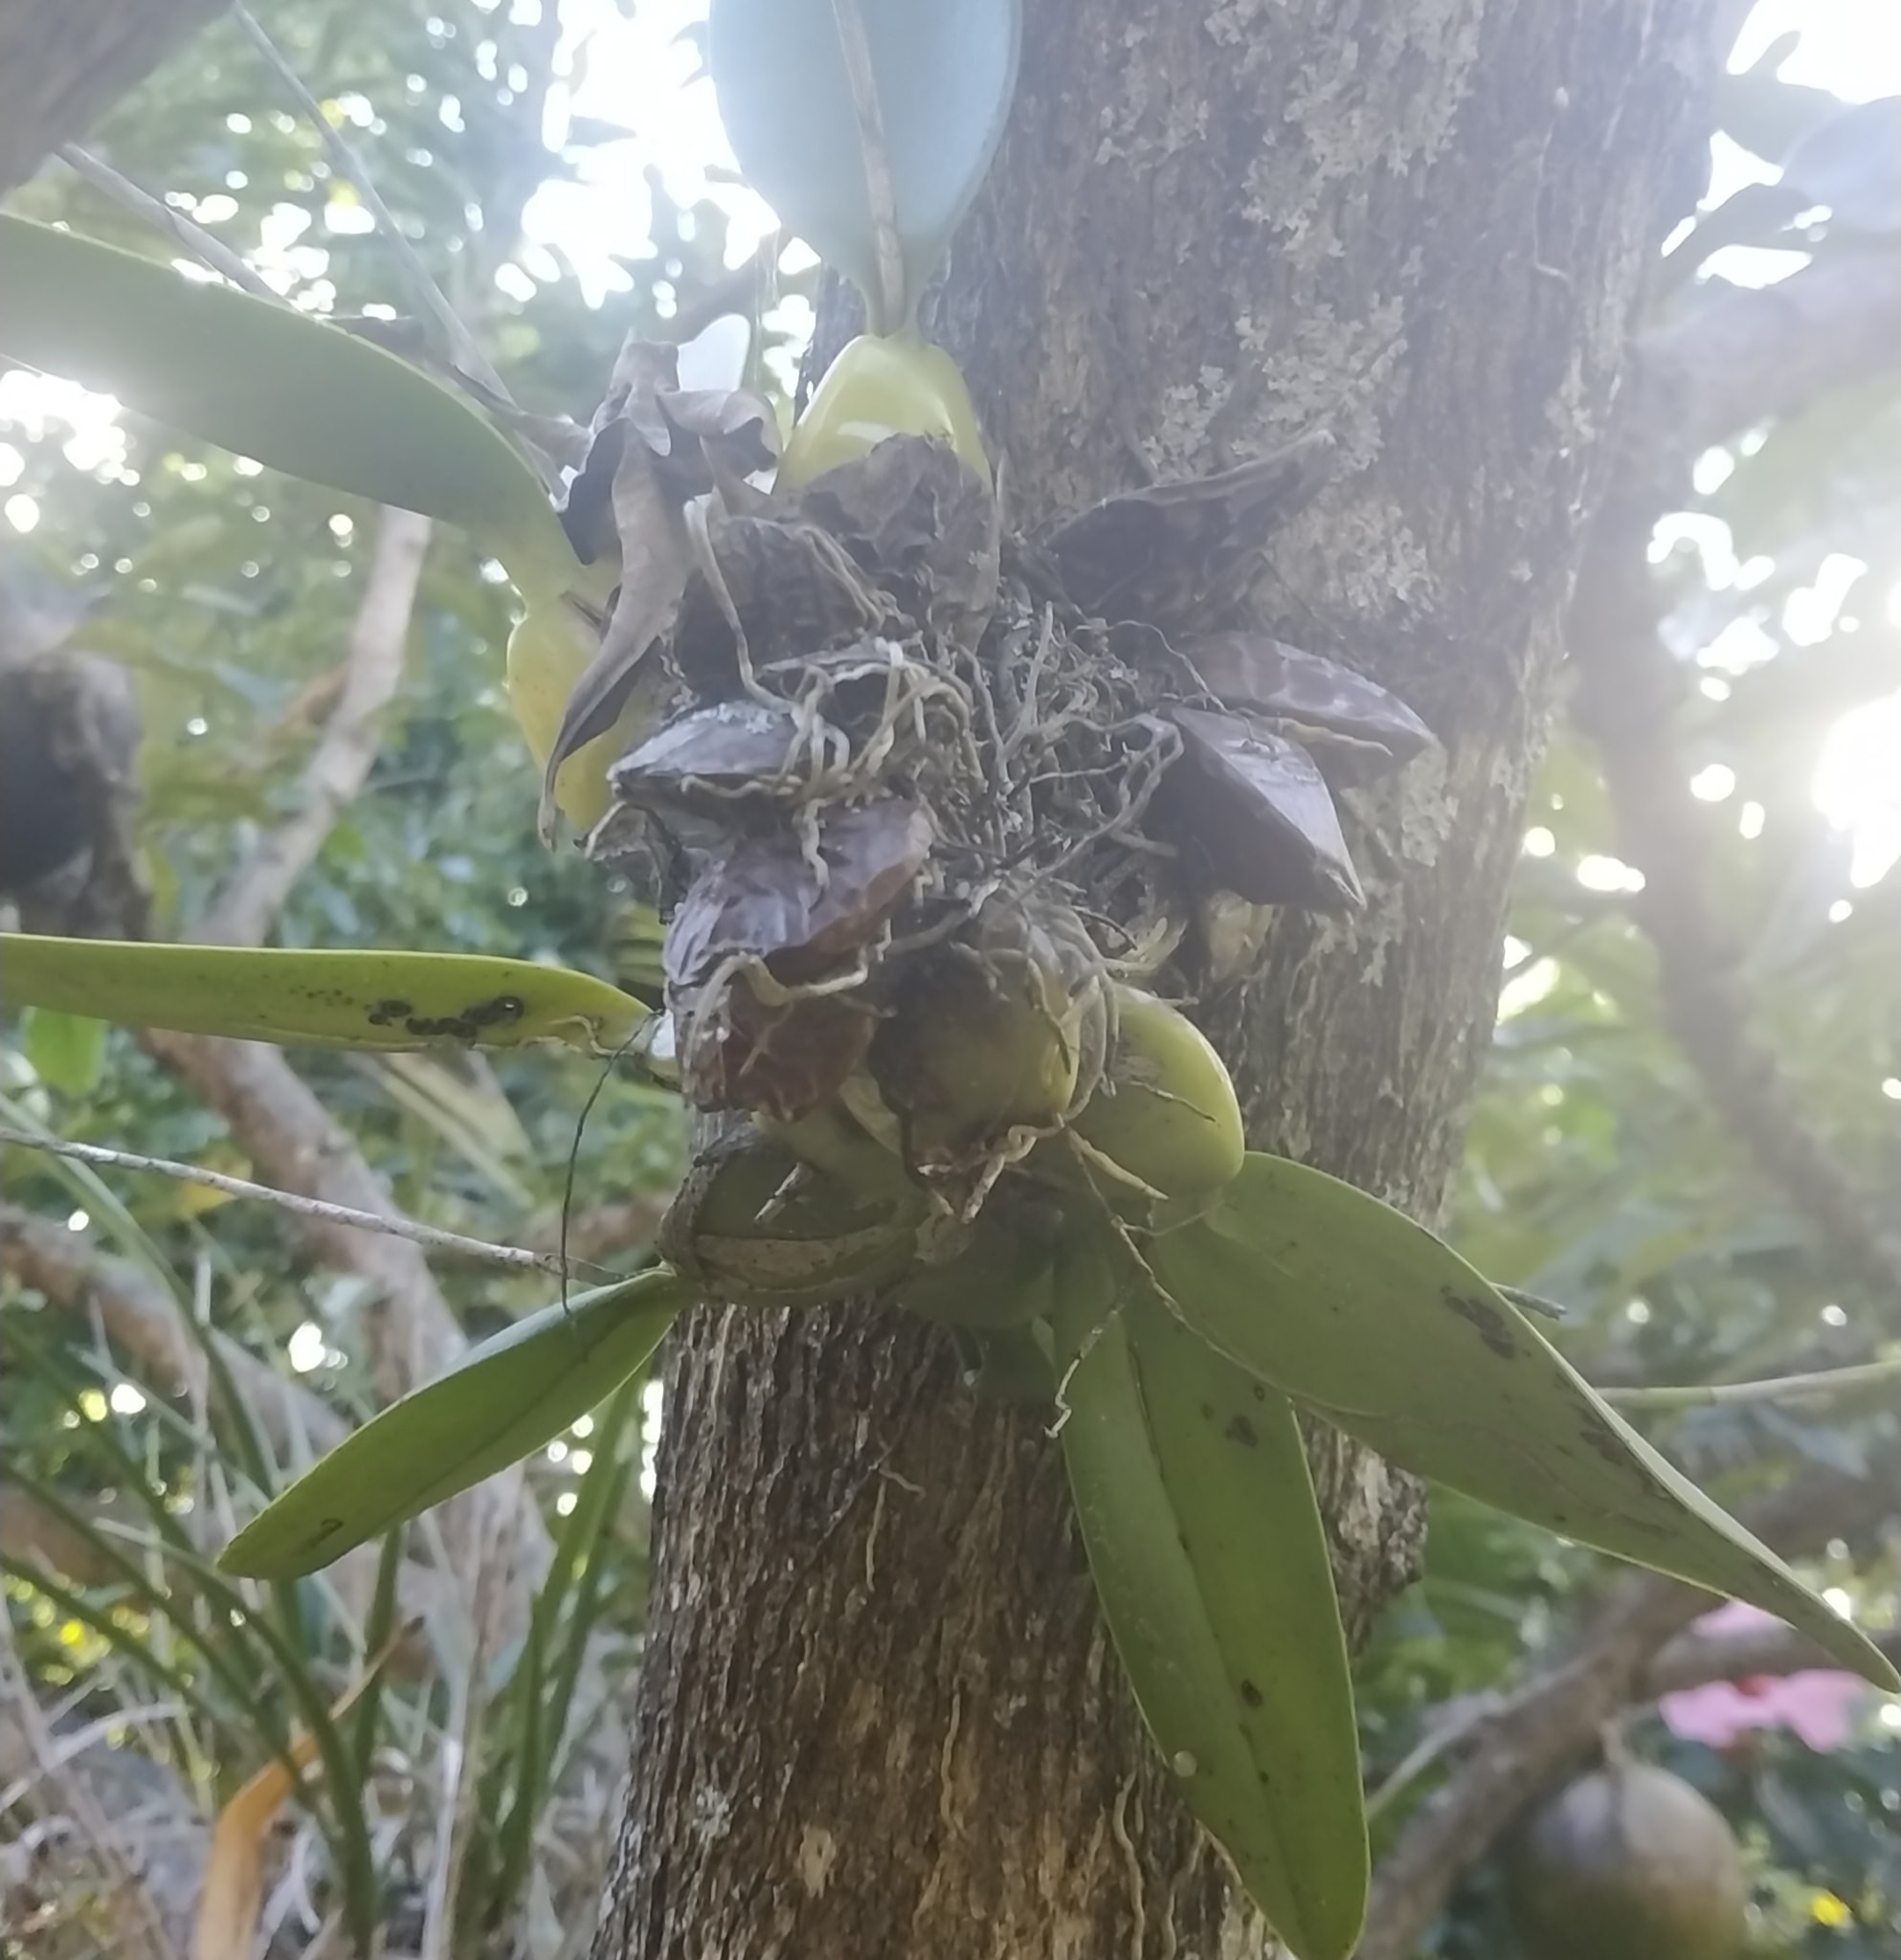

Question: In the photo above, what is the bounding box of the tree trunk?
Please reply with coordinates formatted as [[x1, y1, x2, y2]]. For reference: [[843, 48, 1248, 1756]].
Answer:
[[0, 0, 229, 199], [593, 3, 1717, 1955]]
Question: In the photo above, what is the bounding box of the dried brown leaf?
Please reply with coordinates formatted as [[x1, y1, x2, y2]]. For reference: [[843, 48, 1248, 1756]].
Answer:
[[679, 982, 880, 1121], [794, 434, 1000, 648]]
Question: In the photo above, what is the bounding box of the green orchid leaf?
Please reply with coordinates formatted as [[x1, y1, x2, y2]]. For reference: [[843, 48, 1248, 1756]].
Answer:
[[707, 0, 1020, 330], [220, 1266, 691, 1580], [1147, 1154, 1898, 1690], [19, 1006, 108, 1096], [0, 216, 574, 591], [0, 933, 650, 1058], [1054, 1221, 1367, 1960]]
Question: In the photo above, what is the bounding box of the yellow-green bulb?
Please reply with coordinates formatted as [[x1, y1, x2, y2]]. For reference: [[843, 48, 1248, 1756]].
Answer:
[[1070, 988, 1245, 1207], [778, 332, 990, 490]]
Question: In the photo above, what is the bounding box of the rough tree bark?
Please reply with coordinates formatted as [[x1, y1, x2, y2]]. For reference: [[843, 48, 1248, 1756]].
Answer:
[[0, 0, 230, 199], [593, 3, 1719, 1955]]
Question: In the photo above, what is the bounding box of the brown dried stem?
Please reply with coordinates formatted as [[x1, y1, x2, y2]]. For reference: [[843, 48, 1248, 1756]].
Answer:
[[202, 505, 430, 947]]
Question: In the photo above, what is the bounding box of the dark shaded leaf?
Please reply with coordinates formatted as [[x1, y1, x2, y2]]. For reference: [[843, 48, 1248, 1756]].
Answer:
[[1042, 431, 1337, 634], [1180, 630, 1436, 782], [679, 986, 881, 1123], [610, 700, 803, 813], [665, 797, 933, 991], [671, 516, 889, 698], [1153, 706, 1364, 911], [795, 433, 1000, 647]]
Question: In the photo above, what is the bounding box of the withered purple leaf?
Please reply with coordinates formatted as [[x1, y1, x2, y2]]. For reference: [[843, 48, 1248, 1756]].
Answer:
[[1154, 705, 1364, 912], [610, 699, 800, 812], [663, 797, 934, 991], [1180, 630, 1435, 781], [1041, 428, 1337, 634]]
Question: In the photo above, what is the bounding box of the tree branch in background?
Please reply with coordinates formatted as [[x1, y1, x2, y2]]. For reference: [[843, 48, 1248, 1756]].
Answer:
[[0, 0, 229, 201], [0, 1197, 342, 1457], [1358, 236, 1901, 1960], [1646, 249, 1901, 457], [203, 506, 431, 947], [233, 6, 516, 413], [1644, 1614, 1901, 1700], [0, 1125, 601, 1281], [1359, 1437, 1901, 1960], [1575, 244, 1901, 1301]]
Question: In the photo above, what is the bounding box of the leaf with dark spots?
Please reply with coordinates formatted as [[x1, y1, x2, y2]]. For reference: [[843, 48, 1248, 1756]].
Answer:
[[663, 798, 934, 991], [1442, 1289, 1519, 1361], [671, 515, 889, 698], [1040, 429, 1338, 635], [794, 434, 999, 648], [1179, 631, 1437, 783], [1152, 706, 1364, 911]]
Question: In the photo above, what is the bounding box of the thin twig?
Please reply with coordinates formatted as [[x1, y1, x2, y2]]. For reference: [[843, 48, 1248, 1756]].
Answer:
[[1602, 1353, 1901, 1411], [203, 506, 430, 946], [0, 1127, 607, 1281], [232, 5, 515, 408], [56, 144, 278, 299]]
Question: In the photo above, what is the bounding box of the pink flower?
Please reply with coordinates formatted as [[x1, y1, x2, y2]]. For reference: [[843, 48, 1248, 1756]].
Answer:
[[1659, 1602, 1868, 1752]]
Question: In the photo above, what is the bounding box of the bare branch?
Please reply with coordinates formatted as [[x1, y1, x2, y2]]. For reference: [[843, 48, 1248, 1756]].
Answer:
[[1602, 1352, 1901, 1411], [1569, 508, 1901, 1313], [0, 1196, 342, 1457], [1358, 1439, 1901, 1960], [0, 1125, 602, 1282], [438, 1194, 670, 1271], [56, 144, 276, 299], [203, 505, 431, 947], [1643, 249, 1901, 457], [1644, 1615, 1901, 1700]]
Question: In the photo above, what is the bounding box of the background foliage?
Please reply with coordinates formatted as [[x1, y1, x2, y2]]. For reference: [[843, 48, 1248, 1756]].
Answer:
[[1, 2, 1896, 1955]]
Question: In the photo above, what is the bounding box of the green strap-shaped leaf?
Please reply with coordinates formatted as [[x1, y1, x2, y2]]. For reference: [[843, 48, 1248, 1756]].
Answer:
[[0, 933, 648, 1057], [1054, 1224, 1367, 1960], [0, 216, 574, 592], [1147, 1154, 1898, 1689], [708, 0, 1021, 330], [220, 1266, 691, 1579]]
